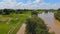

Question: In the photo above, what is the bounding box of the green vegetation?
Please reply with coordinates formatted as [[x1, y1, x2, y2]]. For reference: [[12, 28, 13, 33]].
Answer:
[[0, 11, 31, 34], [25, 16, 49, 34], [54, 10, 60, 21], [31, 11, 39, 16], [0, 9, 59, 34]]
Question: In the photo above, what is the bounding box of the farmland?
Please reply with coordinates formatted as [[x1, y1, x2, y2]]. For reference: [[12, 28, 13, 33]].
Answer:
[[0, 11, 31, 34], [0, 9, 60, 34]]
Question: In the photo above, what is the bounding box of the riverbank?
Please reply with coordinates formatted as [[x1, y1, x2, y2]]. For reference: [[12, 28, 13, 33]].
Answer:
[[38, 12, 60, 34], [54, 19, 60, 34]]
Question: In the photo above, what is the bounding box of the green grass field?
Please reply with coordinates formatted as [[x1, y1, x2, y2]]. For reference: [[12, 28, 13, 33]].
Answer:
[[0, 12, 31, 34]]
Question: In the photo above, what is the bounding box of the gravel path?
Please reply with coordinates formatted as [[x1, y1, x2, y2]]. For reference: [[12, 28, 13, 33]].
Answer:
[[16, 23, 26, 34]]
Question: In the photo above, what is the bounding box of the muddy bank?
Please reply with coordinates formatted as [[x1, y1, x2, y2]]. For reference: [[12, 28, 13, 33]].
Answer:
[[54, 19, 60, 34]]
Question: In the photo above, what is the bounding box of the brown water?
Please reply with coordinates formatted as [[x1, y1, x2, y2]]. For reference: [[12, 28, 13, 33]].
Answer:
[[38, 12, 60, 34]]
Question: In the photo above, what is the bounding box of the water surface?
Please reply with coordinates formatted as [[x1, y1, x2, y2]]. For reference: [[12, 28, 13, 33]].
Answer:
[[38, 12, 60, 34]]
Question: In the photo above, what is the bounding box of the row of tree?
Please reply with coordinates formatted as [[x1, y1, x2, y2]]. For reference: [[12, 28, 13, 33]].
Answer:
[[0, 8, 60, 15], [0, 9, 30, 15]]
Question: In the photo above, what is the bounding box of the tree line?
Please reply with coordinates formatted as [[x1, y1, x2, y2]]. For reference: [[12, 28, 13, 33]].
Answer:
[[54, 8, 60, 21], [0, 8, 60, 15]]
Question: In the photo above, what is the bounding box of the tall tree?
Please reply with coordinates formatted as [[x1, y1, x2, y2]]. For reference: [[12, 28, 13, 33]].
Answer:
[[25, 16, 49, 34], [2, 9, 10, 15]]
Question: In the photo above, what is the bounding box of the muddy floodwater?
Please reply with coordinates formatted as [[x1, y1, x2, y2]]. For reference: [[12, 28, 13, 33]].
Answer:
[[38, 12, 60, 34]]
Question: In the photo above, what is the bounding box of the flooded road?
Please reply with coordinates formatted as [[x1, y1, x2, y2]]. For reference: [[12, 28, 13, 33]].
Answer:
[[38, 12, 60, 34]]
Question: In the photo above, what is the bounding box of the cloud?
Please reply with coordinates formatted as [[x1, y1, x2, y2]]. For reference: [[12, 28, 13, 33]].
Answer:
[[0, 0, 60, 9], [33, 0, 42, 3], [0, 0, 17, 9]]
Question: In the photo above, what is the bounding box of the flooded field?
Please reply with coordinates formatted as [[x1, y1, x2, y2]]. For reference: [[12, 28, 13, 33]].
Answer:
[[38, 12, 60, 34]]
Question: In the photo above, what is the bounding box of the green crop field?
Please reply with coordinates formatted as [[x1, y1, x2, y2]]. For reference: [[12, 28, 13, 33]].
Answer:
[[0, 11, 31, 34]]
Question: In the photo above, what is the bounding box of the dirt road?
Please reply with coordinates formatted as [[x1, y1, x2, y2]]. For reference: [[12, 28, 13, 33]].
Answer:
[[16, 23, 26, 34]]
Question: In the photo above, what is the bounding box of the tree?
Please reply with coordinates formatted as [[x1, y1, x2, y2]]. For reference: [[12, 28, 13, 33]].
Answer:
[[45, 10, 48, 13], [54, 11, 60, 21], [16, 9, 25, 14], [31, 11, 39, 16], [0, 10, 2, 14], [2, 9, 10, 15], [25, 16, 49, 34], [58, 8, 60, 11]]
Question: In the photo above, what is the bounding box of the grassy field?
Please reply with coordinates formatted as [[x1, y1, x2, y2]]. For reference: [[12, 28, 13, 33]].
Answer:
[[0, 11, 31, 34]]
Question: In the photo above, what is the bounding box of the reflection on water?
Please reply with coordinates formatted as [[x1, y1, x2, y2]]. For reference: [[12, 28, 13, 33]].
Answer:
[[38, 12, 60, 34]]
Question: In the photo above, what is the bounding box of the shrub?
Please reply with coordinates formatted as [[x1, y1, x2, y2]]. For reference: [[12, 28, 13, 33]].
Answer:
[[54, 11, 60, 21], [31, 11, 39, 16]]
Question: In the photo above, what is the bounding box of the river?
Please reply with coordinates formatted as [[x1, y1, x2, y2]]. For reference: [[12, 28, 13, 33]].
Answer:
[[38, 12, 60, 34]]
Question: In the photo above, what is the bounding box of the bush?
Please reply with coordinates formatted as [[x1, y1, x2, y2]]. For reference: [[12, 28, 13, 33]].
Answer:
[[54, 11, 60, 21], [31, 11, 39, 16], [45, 10, 48, 13], [16, 11, 24, 14], [25, 16, 49, 34]]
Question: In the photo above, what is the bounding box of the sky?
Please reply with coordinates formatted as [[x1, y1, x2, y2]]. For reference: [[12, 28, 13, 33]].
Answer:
[[0, 0, 60, 9]]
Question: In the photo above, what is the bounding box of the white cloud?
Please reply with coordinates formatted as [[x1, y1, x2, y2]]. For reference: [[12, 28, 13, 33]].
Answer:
[[0, 0, 60, 9], [0, 0, 17, 9], [33, 0, 42, 3]]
